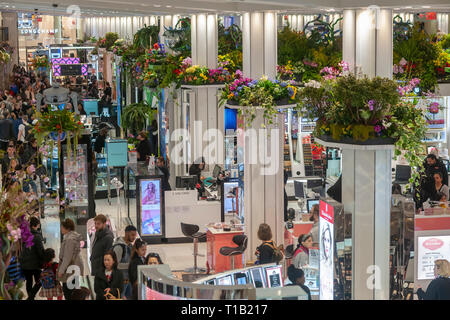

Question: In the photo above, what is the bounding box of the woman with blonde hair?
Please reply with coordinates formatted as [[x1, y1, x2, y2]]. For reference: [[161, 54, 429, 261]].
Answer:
[[417, 259, 450, 300]]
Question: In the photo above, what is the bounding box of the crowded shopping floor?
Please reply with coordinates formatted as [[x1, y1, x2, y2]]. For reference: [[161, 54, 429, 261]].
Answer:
[[1, 0, 450, 304]]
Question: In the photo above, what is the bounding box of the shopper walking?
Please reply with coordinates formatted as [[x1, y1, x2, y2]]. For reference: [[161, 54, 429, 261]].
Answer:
[[112, 225, 137, 300], [255, 223, 283, 265], [292, 234, 313, 269], [39, 248, 63, 300], [94, 251, 124, 300], [90, 214, 114, 276], [128, 239, 147, 300], [57, 218, 84, 300], [20, 217, 44, 300], [417, 259, 450, 300]]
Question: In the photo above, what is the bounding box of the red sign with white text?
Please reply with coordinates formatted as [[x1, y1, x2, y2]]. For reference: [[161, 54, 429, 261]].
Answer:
[[320, 200, 334, 224], [423, 238, 444, 251]]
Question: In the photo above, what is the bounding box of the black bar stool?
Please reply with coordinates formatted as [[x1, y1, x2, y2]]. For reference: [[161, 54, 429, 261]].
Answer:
[[181, 222, 206, 273], [219, 234, 248, 270]]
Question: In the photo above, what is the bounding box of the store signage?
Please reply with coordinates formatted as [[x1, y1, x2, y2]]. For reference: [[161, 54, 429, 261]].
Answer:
[[319, 200, 334, 300], [417, 235, 450, 280], [20, 29, 58, 35], [415, 12, 436, 21]]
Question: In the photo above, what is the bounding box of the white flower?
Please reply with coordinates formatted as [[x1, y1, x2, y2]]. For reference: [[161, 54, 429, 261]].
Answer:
[[304, 80, 321, 88]]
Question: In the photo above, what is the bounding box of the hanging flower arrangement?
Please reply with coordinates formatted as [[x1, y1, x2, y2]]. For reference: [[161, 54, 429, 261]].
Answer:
[[219, 70, 299, 127], [31, 55, 49, 69], [146, 43, 167, 65], [177, 57, 233, 85], [297, 73, 428, 188], [31, 108, 84, 165]]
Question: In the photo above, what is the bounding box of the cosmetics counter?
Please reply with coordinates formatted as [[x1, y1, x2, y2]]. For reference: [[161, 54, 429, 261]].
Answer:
[[138, 264, 308, 300]]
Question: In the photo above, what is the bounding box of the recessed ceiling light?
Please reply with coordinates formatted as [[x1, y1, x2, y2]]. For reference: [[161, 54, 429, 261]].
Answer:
[[405, 6, 412, 9], [422, 6, 431, 8], [154, 4, 161, 7], [166, 5, 172, 8]]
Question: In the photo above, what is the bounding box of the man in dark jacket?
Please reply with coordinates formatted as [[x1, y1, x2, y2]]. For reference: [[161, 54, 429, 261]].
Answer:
[[136, 131, 153, 162], [286, 264, 311, 300], [20, 217, 44, 300], [156, 157, 171, 192], [0, 114, 14, 151], [90, 214, 114, 276], [423, 154, 448, 190]]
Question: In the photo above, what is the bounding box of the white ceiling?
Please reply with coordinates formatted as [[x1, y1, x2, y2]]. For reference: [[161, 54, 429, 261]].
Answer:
[[1, 0, 450, 17]]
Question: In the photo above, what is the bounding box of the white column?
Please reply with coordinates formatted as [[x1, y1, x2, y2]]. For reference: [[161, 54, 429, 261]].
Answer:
[[341, 8, 393, 300], [343, 10, 356, 74], [242, 12, 284, 262], [189, 14, 223, 169], [297, 15, 304, 31]]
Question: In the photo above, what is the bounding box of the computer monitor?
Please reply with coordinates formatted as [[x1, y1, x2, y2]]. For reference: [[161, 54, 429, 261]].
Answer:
[[234, 272, 248, 285], [176, 175, 198, 190], [264, 265, 283, 288], [307, 179, 322, 189], [294, 181, 305, 199], [216, 275, 234, 286], [395, 165, 411, 183], [212, 165, 221, 178], [250, 267, 265, 288], [307, 199, 320, 212]]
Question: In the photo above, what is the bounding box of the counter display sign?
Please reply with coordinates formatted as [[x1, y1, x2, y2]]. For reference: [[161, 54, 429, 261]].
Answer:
[[137, 177, 164, 237], [417, 235, 450, 280], [319, 200, 334, 300]]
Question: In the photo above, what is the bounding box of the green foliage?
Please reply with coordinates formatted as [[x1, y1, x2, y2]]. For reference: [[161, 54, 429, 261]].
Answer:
[[163, 17, 191, 57], [121, 102, 153, 134], [393, 23, 440, 93], [278, 27, 312, 66], [218, 23, 242, 55], [298, 75, 428, 189], [133, 24, 160, 50]]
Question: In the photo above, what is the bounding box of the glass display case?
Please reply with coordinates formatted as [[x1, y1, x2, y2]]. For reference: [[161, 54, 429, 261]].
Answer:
[[95, 152, 121, 199], [59, 134, 95, 241]]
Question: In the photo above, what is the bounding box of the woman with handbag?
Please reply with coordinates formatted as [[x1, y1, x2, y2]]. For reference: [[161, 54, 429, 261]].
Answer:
[[94, 250, 123, 300], [57, 218, 84, 300], [255, 223, 284, 265]]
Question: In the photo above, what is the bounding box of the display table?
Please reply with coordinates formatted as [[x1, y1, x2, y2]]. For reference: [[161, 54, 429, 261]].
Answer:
[[206, 227, 245, 273], [164, 190, 221, 241]]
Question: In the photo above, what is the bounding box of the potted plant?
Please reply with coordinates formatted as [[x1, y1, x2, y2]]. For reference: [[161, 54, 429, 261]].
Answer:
[[31, 108, 84, 165], [298, 74, 428, 186], [219, 70, 299, 127], [177, 57, 233, 86], [121, 101, 153, 135]]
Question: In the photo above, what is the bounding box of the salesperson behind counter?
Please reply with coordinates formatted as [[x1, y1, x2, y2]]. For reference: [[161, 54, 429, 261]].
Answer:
[[189, 157, 206, 196]]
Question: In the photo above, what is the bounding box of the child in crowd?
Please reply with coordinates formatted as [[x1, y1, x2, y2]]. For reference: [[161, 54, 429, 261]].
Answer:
[[39, 248, 63, 300]]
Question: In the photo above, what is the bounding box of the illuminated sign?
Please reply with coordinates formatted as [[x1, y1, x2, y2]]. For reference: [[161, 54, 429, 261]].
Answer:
[[20, 29, 58, 35], [415, 12, 436, 21]]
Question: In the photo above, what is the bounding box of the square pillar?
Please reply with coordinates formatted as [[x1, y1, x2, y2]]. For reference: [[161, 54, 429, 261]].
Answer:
[[241, 12, 284, 262]]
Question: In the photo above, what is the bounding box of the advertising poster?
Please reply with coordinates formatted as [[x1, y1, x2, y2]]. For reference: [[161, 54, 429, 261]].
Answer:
[[223, 182, 239, 215], [319, 200, 334, 300], [140, 179, 162, 236], [265, 266, 283, 288], [417, 235, 450, 280]]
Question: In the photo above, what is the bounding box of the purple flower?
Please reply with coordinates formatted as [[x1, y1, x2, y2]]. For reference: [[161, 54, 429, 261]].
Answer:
[[374, 125, 382, 133], [368, 100, 375, 111], [280, 82, 287, 88]]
